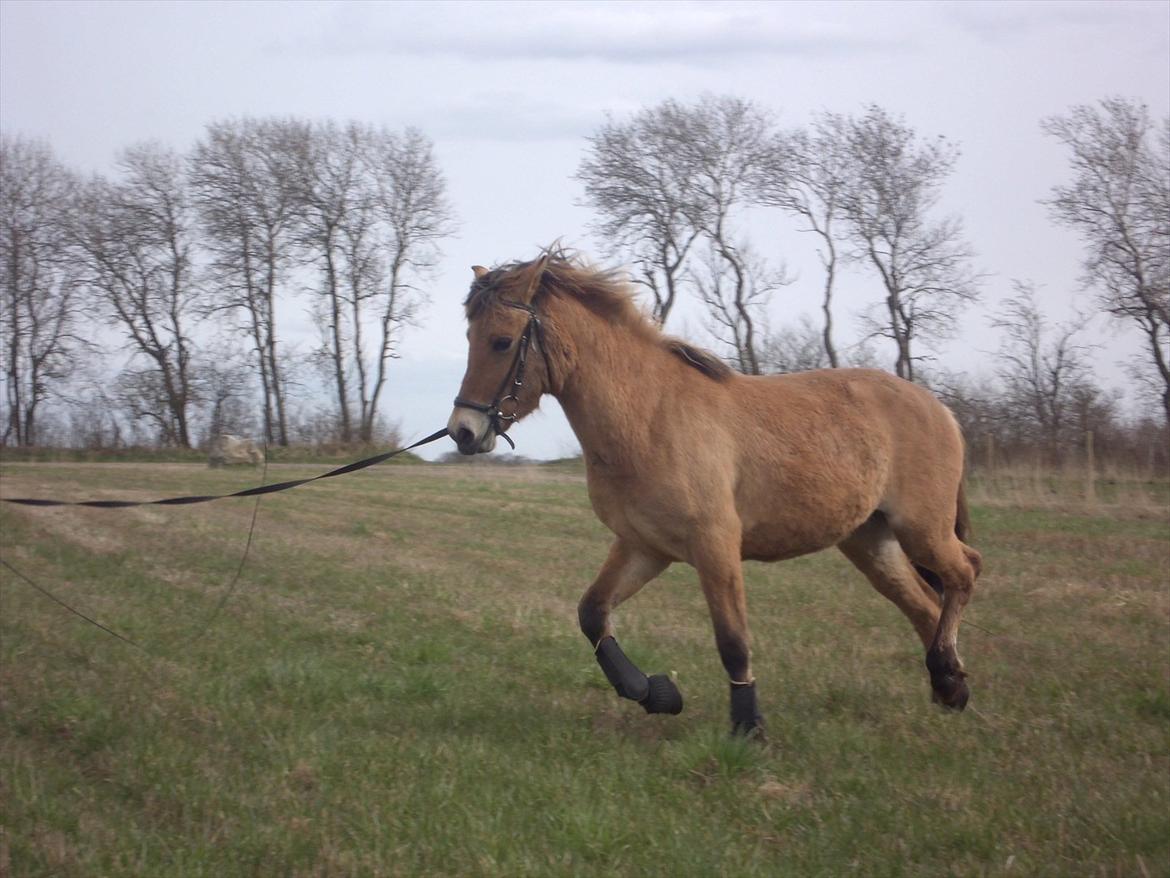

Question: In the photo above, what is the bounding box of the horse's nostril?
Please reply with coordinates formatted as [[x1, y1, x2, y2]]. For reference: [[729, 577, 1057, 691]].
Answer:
[[455, 426, 476, 448]]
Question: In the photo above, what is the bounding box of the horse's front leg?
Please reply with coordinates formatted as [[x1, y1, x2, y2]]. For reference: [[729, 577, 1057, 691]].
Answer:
[[578, 538, 682, 715], [693, 532, 764, 739]]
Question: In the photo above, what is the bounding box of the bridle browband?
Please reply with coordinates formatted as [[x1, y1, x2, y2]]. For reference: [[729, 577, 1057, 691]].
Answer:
[[452, 298, 545, 450]]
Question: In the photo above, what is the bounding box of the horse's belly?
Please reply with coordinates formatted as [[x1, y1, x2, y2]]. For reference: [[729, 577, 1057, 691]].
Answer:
[[740, 526, 842, 562], [738, 493, 875, 562]]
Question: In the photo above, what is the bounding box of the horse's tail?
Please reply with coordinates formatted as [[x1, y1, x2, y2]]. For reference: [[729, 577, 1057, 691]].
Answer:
[[955, 419, 975, 545], [955, 480, 972, 544]]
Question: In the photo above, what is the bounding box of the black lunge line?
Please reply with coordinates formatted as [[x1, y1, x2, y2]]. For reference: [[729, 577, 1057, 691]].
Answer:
[[2, 428, 449, 508], [1, 427, 451, 650]]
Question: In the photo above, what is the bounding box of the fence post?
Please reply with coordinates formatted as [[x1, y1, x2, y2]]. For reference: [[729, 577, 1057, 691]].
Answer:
[[1085, 430, 1096, 504]]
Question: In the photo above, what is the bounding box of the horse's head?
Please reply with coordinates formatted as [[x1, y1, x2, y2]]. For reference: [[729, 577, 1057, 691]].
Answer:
[[447, 256, 553, 455]]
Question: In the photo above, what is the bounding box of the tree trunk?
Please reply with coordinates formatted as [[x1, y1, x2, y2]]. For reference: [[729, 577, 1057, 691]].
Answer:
[[886, 293, 912, 380], [350, 269, 371, 443], [242, 251, 275, 445], [365, 251, 405, 444], [323, 243, 351, 442], [265, 245, 288, 446], [1144, 315, 1170, 426], [717, 239, 760, 376], [821, 240, 839, 369], [5, 244, 26, 445]]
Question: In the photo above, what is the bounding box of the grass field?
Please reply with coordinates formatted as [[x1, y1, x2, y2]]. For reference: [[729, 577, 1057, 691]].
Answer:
[[1, 461, 1168, 877]]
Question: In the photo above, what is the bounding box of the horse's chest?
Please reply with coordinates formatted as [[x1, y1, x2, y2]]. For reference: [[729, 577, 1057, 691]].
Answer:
[[585, 471, 692, 558]]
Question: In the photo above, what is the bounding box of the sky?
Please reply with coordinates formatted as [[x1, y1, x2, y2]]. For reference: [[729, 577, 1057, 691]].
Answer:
[[1, 0, 1168, 459]]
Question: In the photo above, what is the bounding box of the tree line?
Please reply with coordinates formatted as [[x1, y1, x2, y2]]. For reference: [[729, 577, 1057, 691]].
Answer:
[[578, 98, 982, 381], [1, 118, 455, 450], [2, 97, 1166, 470]]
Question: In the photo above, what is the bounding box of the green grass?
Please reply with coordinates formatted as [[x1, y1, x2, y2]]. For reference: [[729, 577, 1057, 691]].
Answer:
[[1, 462, 1168, 877]]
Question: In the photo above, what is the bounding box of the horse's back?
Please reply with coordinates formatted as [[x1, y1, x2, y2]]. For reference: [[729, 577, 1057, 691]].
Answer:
[[734, 368, 959, 459]]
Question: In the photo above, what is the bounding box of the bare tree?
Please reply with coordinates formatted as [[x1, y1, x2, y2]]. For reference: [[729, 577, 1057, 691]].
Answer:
[[190, 117, 307, 446], [672, 95, 778, 374], [756, 114, 852, 367], [295, 121, 364, 441], [337, 169, 383, 443], [296, 122, 453, 442], [838, 105, 981, 381], [70, 144, 201, 447], [196, 338, 256, 444], [577, 107, 703, 324], [358, 127, 454, 442], [991, 281, 1095, 462], [692, 240, 788, 375], [578, 96, 781, 365], [1042, 97, 1170, 423], [0, 135, 85, 446]]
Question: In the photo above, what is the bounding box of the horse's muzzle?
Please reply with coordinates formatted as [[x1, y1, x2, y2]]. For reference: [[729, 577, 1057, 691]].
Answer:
[[447, 409, 496, 455]]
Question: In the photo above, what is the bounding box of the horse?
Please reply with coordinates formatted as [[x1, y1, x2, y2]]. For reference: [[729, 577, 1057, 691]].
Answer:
[[446, 249, 982, 737]]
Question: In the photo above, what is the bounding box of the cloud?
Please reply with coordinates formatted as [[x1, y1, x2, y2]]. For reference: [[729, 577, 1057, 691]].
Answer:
[[942, 0, 1168, 46], [286, 1, 907, 65], [419, 91, 605, 142]]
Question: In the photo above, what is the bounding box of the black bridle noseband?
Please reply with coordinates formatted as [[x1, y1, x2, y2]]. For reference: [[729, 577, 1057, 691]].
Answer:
[[452, 299, 545, 450]]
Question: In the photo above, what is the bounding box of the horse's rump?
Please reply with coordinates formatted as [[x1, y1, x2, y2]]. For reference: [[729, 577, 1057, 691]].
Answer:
[[717, 368, 964, 560]]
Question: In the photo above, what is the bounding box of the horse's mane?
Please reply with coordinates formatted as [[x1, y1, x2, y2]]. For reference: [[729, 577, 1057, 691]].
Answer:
[[465, 248, 734, 383]]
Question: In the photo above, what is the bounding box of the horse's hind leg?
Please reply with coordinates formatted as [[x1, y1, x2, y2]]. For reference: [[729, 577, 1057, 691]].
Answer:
[[578, 538, 682, 715], [889, 517, 982, 711], [837, 513, 942, 651]]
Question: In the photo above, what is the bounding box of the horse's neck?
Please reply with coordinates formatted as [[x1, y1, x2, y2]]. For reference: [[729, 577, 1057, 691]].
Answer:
[[551, 308, 665, 466]]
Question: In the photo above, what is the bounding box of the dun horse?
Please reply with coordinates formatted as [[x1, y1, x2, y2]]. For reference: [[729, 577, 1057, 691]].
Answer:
[[447, 250, 981, 737]]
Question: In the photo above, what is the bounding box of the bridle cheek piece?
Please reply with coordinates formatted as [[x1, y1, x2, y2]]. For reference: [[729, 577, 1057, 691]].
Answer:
[[453, 299, 545, 451]]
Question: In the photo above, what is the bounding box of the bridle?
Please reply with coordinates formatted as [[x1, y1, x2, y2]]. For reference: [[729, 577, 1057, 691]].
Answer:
[[452, 298, 545, 450]]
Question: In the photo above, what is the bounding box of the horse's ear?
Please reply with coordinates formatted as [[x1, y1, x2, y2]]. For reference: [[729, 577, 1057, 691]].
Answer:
[[472, 265, 489, 279], [517, 253, 551, 305]]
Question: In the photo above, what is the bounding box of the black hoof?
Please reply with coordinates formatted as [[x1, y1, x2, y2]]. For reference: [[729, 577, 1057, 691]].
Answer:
[[641, 674, 684, 715], [926, 648, 970, 712], [932, 677, 970, 711]]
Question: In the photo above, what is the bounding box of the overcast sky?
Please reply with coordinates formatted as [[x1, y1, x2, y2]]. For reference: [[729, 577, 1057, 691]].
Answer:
[[2, 0, 1168, 458]]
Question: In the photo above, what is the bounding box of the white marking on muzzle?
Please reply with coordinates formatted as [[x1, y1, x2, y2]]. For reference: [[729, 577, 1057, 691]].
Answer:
[[447, 408, 497, 454]]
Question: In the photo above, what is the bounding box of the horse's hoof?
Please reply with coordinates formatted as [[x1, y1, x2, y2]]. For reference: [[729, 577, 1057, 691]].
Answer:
[[926, 649, 969, 712], [731, 720, 767, 742], [931, 677, 970, 711], [641, 674, 684, 715]]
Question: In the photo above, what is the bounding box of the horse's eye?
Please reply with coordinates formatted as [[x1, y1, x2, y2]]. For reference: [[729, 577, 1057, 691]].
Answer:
[[491, 337, 513, 353]]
